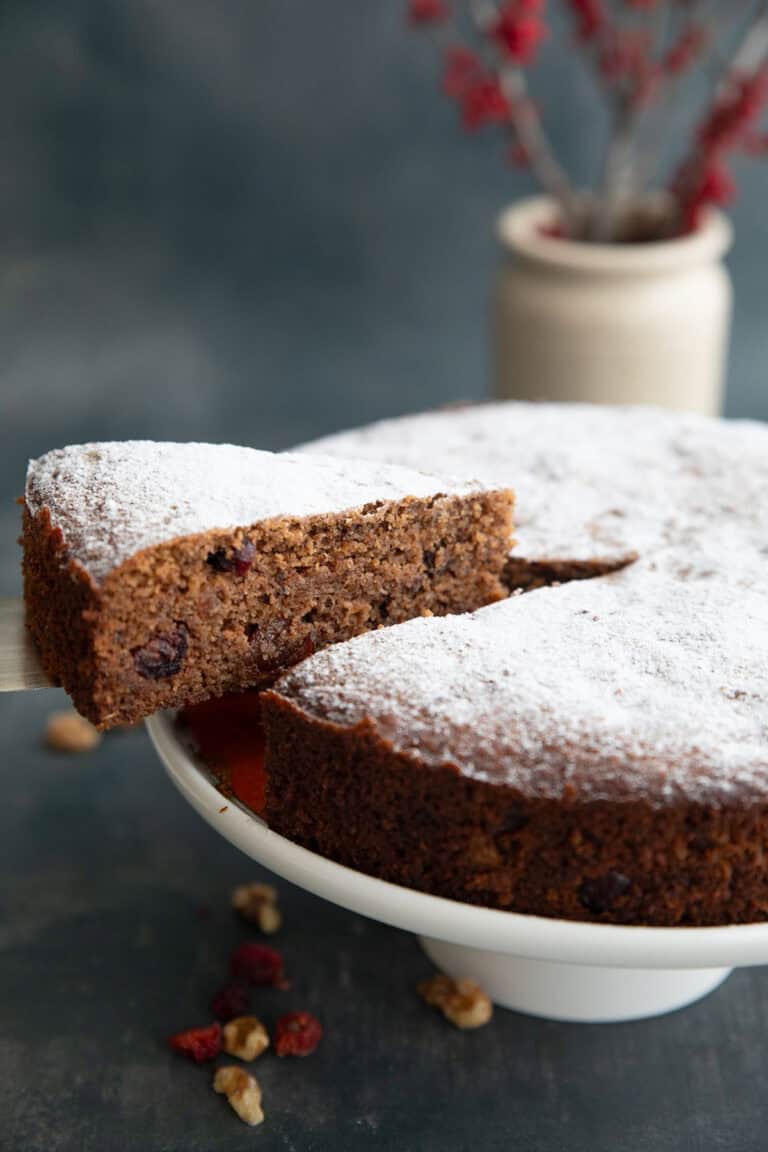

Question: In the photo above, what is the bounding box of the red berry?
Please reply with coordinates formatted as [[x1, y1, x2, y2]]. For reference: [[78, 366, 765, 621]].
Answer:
[[274, 1011, 323, 1057], [210, 980, 249, 1020], [491, 4, 546, 65], [168, 1022, 222, 1063], [230, 942, 286, 986], [461, 76, 511, 131]]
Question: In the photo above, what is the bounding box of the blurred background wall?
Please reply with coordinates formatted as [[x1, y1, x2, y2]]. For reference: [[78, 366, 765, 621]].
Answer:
[[0, 0, 766, 590]]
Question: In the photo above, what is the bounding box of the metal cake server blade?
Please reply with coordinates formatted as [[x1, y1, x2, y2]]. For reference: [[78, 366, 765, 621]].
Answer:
[[0, 598, 52, 690]]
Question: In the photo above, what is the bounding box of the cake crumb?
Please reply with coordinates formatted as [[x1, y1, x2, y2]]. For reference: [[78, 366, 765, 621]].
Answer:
[[418, 974, 493, 1029], [45, 710, 101, 753], [222, 1016, 270, 1062], [213, 1066, 264, 1126], [231, 882, 282, 934]]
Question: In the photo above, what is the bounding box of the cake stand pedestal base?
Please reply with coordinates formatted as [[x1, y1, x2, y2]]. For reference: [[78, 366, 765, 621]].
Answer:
[[420, 936, 731, 1023]]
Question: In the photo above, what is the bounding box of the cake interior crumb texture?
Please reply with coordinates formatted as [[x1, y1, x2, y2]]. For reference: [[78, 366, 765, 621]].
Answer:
[[22, 441, 513, 727]]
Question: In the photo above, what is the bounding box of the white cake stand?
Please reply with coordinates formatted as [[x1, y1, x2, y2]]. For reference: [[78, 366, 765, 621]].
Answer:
[[147, 712, 768, 1024]]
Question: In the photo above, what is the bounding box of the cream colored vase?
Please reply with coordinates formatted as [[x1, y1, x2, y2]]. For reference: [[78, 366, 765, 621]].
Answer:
[[493, 196, 733, 414]]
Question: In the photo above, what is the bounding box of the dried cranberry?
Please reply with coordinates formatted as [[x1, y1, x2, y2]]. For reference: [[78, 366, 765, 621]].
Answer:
[[578, 871, 631, 915], [232, 541, 256, 576], [274, 1011, 322, 1057], [168, 1022, 222, 1063], [230, 942, 285, 986], [206, 539, 256, 576], [210, 980, 249, 1020], [132, 623, 188, 679]]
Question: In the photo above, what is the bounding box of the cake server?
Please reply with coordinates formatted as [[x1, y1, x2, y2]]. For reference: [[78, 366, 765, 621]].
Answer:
[[0, 598, 51, 690]]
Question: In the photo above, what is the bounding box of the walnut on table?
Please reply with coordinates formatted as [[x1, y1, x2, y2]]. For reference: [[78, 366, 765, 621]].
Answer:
[[231, 882, 282, 934], [222, 1015, 270, 1062], [417, 973, 493, 1029], [213, 1066, 264, 1127], [45, 709, 101, 753]]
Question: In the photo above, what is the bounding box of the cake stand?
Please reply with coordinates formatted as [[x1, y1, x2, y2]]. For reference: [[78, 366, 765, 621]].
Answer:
[[147, 712, 768, 1024]]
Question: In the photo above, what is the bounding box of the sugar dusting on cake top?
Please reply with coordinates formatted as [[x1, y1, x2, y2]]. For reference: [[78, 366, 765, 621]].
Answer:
[[304, 402, 768, 573], [276, 569, 768, 803], [25, 441, 490, 582], [281, 403, 768, 803]]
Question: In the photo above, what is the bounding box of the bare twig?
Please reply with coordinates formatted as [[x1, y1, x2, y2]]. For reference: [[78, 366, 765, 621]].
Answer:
[[593, 97, 639, 241], [497, 65, 579, 224], [468, 0, 579, 231]]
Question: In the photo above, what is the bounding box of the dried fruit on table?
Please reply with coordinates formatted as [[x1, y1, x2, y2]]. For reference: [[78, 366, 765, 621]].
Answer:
[[167, 1022, 222, 1062], [230, 942, 286, 987], [274, 1011, 322, 1057]]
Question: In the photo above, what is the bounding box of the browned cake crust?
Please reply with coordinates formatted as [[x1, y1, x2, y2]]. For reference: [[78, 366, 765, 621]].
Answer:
[[261, 693, 768, 927], [23, 490, 512, 728]]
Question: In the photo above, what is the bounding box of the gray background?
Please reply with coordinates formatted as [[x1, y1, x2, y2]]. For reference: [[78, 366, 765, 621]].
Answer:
[[0, 2, 766, 1149]]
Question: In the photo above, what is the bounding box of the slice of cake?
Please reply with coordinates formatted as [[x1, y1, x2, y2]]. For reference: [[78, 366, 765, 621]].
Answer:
[[23, 442, 513, 728]]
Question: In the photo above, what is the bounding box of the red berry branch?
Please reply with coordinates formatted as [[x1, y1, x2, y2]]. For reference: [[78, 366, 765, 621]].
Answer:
[[407, 0, 768, 241]]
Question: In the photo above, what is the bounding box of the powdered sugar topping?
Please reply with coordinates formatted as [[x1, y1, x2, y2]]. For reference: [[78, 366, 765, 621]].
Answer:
[[304, 402, 768, 572], [283, 403, 768, 802], [25, 441, 490, 582], [278, 568, 768, 802]]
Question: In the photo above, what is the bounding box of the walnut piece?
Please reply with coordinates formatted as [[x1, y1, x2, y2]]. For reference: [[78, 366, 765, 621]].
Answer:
[[213, 1065, 264, 1127], [45, 710, 102, 753], [417, 974, 493, 1029], [231, 882, 282, 934], [222, 1015, 270, 1062]]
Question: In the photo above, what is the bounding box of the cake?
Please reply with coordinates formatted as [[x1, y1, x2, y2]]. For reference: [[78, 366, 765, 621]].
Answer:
[[256, 404, 768, 926], [22, 441, 513, 728]]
